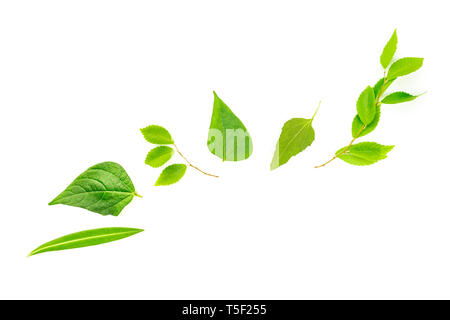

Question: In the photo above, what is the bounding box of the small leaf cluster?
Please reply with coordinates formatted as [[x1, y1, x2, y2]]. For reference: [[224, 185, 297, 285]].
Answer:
[[319, 30, 424, 167], [141, 125, 187, 186]]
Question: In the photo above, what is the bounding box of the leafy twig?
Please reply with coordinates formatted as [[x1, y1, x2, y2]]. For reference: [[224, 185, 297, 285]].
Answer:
[[315, 30, 423, 168], [315, 73, 387, 168], [141, 125, 218, 185]]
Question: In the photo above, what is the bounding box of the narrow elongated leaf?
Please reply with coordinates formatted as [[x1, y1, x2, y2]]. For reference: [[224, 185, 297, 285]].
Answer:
[[28, 227, 144, 256], [140, 125, 174, 144], [145, 146, 174, 168], [356, 86, 376, 125], [270, 107, 318, 170], [155, 164, 187, 186], [336, 142, 394, 166], [373, 77, 395, 99], [380, 30, 397, 69], [351, 106, 381, 138], [49, 162, 139, 216], [387, 57, 423, 80], [207, 91, 253, 161], [382, 92, 419, 104]]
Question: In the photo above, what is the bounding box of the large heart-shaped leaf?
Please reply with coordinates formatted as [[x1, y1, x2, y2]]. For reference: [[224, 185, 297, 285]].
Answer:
[[49, 162, 140, 216]]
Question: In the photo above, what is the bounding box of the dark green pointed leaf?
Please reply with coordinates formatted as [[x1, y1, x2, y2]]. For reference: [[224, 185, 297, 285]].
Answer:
[[336, 142, 394, 166], [351, 106, 380, 138], [145, 146, 174, 168], [356, 86, 376, 125], [207, 91, 253, 161], [380, 30, 397, 69], [155, 164, 187, 186], [382, 92, 420, 104], [140, 125, 174, 145], [49, 162, 140, 216], [270, 108, 318, 170], [28, 227, 144, 256], [387, 57, 423, 80]]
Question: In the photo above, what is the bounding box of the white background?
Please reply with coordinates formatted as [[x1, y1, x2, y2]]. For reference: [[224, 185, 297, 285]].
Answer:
[[0, 0, 449, 299]]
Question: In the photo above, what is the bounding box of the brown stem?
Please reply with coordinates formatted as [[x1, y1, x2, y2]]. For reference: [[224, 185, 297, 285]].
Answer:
[[173, 144, 219, 178], [314, 125, 366, 168], [315, 72, 387, 168]]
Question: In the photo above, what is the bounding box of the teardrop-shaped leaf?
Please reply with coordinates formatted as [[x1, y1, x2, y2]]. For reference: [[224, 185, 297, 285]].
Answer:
[[351, 106, 381, 138], [155, 163, 187, 186], [145, 146, 174, 168], [49, 162, 140, 216], [382, 92, 420, 104], [380, 30, 397, 69], [270, 107, 319, 170], [373, 77, 395, 99], [28, 227, 144, 256], [140, 125, 174, 145], [207, 91, 253, 161], [356, 86, 376, 125], [336, 142, 394, 166], [387, 57, 423, 80]]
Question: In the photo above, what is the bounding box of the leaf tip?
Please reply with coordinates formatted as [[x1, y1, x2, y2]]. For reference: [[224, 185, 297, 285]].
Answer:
[[27, 249, 38, 257]]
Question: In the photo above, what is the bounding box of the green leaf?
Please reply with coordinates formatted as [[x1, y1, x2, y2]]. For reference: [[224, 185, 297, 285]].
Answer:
[[373, 77, 395, 99], [351, 106, 380, 138], [155, 164, 187, 186], [28, 227, 143, 256], [145, 146, 174, 168], [382, 92, 420, 104], [356, 86, 376, 125], [270, 107, 319, 170], [336, 142, 394, 166], [140, 125, 174, 145], [49, 162, 140, 216], [380, 30, 397, 69], [387, 57, 423, 80], [207, 91, 253, 161]]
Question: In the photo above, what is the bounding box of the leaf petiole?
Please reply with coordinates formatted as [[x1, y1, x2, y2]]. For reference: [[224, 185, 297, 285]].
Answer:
[[173, 144, 219, 178]]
